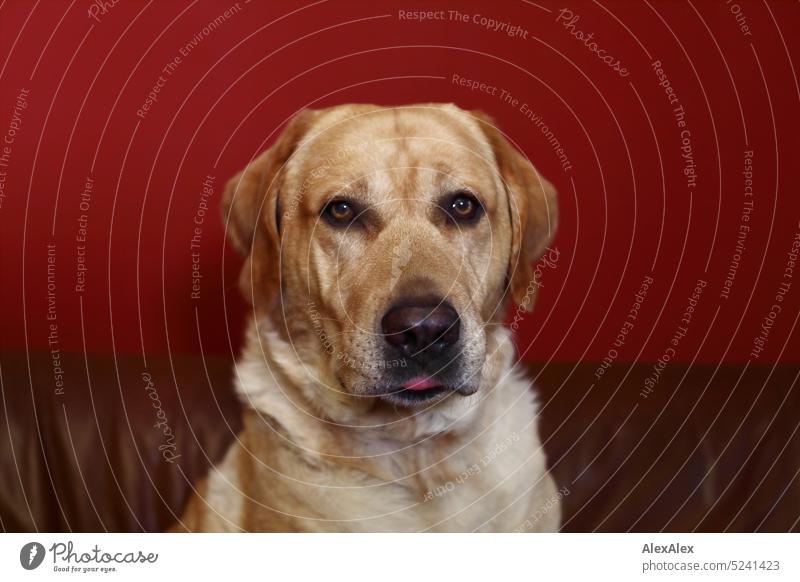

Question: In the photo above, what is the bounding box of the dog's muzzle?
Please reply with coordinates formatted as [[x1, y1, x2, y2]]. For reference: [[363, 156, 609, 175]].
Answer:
[[376, 297, 473, 405]]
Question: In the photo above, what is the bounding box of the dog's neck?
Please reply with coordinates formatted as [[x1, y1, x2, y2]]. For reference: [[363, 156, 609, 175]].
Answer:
[[234, 317, 519, 455]]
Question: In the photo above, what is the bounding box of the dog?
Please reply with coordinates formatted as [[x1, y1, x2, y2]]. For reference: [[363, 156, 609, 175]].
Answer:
[[176, 103, 560, 532]]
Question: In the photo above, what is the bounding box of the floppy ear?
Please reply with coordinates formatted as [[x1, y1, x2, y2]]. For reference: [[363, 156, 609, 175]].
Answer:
[[472, 112, 558, 312], [221, 110, 316, 308]]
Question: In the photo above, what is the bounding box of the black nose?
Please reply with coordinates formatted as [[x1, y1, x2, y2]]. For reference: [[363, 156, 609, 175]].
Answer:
[[381, 301, 460, 359]]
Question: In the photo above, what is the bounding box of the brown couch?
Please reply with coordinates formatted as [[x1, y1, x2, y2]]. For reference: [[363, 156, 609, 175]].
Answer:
[[1, 349, 798, 532]]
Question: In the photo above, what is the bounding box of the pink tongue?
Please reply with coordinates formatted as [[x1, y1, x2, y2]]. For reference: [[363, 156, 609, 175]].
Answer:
[[401, 377, 442, 391]]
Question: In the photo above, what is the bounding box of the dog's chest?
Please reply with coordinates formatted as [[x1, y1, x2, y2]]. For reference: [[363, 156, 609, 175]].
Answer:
[[286, 427, 540, 532], [195, 405, 554, 532]]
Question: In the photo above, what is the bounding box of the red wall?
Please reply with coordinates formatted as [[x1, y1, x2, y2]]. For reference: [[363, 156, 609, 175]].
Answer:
[[1, 0, 798, 363]]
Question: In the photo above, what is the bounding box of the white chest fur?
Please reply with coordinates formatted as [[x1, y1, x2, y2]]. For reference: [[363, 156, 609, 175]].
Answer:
[[186, 325, 559, 532]]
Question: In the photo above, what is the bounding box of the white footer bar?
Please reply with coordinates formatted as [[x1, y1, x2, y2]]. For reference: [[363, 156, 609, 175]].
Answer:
[[1, 533, 796, 581]]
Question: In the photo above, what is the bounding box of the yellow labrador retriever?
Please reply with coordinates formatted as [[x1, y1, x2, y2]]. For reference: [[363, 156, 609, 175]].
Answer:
[[177, 103, 559, 532]]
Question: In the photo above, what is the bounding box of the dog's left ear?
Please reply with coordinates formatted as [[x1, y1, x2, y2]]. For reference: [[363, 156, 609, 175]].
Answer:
[[472, 111, 558, 312]]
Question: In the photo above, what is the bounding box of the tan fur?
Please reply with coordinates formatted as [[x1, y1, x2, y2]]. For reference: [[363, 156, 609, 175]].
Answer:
[[176, 104, 560, 532]]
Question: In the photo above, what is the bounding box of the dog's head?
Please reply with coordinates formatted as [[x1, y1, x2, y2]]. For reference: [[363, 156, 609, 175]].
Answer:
[[223, 104, 556, 410]]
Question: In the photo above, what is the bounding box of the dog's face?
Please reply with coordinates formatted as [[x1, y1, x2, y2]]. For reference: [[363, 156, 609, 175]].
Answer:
[[223, 104, 556, 409]]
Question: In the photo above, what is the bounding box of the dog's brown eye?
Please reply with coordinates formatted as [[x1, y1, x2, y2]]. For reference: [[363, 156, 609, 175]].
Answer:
[[324, 200, 356, 225], [447, 193, 483, 223]]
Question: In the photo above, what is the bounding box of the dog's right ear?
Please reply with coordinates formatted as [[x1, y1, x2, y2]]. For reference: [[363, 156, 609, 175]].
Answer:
[[221, 110, 316, 308]]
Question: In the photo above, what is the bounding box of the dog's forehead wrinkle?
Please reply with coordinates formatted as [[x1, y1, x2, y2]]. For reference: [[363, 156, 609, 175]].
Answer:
[[314, 106, 483, 159], [290, 123, 500, 221]]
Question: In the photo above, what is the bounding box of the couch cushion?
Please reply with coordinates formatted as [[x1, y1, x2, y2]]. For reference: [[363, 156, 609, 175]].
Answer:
[[1, 351, 797, 531]]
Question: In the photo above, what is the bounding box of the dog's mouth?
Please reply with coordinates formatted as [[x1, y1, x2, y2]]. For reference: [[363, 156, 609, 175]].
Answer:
[[392, 376, 449, 404], [373, 376, 476, 407], [401, 376, 443, 391]]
